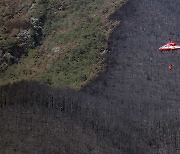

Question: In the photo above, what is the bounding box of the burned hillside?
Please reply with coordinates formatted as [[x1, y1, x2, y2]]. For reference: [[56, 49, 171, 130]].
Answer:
[[1, 0, 180, 153]]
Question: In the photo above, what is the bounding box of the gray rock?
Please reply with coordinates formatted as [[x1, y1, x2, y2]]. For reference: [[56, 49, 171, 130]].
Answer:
[[51, 47, 60, 53], [3, 52, 15, 65]]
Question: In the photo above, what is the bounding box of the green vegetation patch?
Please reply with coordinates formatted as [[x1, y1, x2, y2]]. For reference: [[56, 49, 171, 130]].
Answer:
[[31, 0, 48, 19], [38, 0, 106, 88], [0, 0, 115, 89]]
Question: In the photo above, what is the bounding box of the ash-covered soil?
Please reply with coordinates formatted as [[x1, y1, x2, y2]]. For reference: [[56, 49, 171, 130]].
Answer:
[[85, 0, 180, 153]]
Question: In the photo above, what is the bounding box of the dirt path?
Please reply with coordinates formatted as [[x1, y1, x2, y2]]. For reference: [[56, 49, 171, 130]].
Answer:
[[85, 0, 180, 153]]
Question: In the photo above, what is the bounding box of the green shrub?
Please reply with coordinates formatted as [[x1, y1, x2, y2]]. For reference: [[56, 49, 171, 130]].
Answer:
[[31, 2, 47, 19], [0, 37, 16, 50], [28, 49, 37, 58]]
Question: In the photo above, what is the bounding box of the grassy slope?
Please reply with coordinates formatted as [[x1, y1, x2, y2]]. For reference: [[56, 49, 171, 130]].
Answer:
[[0, 0, 126, 89]]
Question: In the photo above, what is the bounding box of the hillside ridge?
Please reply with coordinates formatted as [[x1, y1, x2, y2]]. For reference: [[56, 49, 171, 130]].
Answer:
[[0, 0, 126, 89]]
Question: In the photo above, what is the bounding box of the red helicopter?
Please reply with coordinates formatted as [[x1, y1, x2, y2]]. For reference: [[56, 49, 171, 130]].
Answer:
[[159, 40, 180, 51]]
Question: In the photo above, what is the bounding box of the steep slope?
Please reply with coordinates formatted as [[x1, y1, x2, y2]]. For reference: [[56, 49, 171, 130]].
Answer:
[[85, 0, 180, 153], [0, 81, 121, 153], [1, 0, 180, 153], [0, 0, 125, 89], [0, 0, 46, 69], [0, 106, 115, 153]]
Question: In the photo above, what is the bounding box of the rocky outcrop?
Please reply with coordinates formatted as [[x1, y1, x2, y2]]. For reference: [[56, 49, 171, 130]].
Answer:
[[0, 0, 47, 70]]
